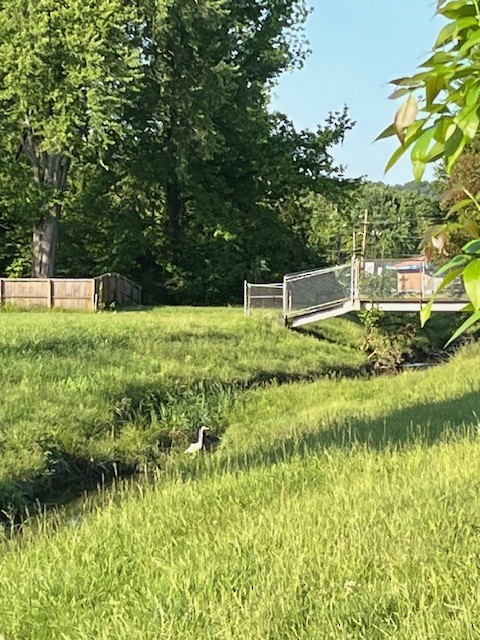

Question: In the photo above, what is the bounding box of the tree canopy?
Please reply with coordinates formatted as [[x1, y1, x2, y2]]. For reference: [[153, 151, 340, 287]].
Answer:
[[0, 0, 362, 301], [0, 0, 144, 276]]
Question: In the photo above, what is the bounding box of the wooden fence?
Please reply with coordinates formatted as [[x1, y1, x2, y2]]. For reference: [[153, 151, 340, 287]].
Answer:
[[96, 273, 142, 308], [0, 273, 141, 311]]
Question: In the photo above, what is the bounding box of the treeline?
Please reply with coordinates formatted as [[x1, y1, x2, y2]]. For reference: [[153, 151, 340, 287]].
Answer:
[[0, 0, 442, 304]]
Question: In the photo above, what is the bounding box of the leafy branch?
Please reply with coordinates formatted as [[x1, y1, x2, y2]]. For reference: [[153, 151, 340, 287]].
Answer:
[[380, 0, 480, 342]]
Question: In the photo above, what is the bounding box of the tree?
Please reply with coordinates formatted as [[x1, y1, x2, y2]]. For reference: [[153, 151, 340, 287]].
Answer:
[[0, 0, 354, 303], [281, 181, 442, 266], [129, 0, 353, 301], [143, 0, 319, 258], [0, 0, 143, 276], [352, 183, 442, 259], [443, 137, 480, 218], [380, 0, 480, 341], [0, 155, 40, 277]]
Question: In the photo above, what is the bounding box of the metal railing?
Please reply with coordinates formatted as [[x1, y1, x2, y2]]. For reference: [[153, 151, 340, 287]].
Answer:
[[357, 258, 467, 301], [283, 262, 353, 318], [243, 281, 283, 315], [244, 256, 469, 324]]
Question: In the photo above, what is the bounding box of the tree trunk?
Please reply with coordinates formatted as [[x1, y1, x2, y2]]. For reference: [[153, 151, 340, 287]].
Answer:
[[165, 181, 185, 262], [32, 214, 59, 278], [30, 155, 70, 277], [20, 130, 71, 277]]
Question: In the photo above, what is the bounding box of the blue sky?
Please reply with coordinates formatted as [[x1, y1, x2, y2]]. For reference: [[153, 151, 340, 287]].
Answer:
[[272, 0, 443, 185]]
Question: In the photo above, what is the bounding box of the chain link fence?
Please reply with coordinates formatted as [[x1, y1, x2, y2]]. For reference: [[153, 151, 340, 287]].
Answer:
[[244, 258, 468, 324], [358, 259, 467, 301], [244, 282, 283, 315], [284, 263, 353, 318]]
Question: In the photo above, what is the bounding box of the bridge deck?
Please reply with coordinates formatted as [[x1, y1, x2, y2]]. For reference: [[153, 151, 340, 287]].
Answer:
[[288, 299, 467, 329]]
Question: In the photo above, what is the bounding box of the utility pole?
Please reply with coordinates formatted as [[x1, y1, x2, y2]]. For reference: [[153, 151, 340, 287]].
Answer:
[[361, 209, 369, 258], [358, 209, 369, 277]]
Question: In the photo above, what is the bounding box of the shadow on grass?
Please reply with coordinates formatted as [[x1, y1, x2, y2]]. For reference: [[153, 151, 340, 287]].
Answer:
[[0, 334, 132, 358], [104, 305, 156, 313], [0, 363, 370, 519], [0, 450, 137, 528], [176, 389, 480, 482], [293, 323, 358, 347], [1, 364, 475, 522], [109, 363, 371, 437], [159, 330, 241, 343]]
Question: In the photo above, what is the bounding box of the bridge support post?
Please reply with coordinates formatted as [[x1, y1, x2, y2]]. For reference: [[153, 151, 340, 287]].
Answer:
[[283, 275, 288, 326], [351, 255, 360, 303]]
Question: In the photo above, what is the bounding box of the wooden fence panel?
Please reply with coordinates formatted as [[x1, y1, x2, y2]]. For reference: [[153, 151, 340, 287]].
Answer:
[[52, 279, 95, 310], [0, 273, 139, 310], [1, 279, 50, 308], [96, 273, 142, 307]]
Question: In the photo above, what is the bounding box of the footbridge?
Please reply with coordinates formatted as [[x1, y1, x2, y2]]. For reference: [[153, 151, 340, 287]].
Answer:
[[244, 257, 468, 328]]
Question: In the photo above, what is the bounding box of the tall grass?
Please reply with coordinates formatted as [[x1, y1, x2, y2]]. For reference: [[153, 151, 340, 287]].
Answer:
[[0, 310, 479, 638], [0, 308, 367, 510], [2, 428, 480, 637]]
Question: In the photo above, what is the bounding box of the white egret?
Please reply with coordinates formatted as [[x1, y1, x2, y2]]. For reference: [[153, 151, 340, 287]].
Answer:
[[185, 426, 209, 454]]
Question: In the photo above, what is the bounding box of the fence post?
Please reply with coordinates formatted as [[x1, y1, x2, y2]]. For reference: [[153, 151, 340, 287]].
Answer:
[[243, 280, 248, 316], [92, 279, 97, 311], [283, 275, 289, 326], [47, 279, 53, 308], [420, 259, 425, 301], [355, 256, 361, 301], [350, 256, 356, 302], [0, 278, 3, 307]]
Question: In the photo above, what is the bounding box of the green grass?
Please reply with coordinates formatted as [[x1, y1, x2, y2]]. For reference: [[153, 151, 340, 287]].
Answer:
[[0, 307, 367, 510], [1, 308, 479, 638]]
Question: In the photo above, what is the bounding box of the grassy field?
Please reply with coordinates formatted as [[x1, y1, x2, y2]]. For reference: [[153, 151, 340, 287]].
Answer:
[[1, 307, 479, 638], [0, 307, 367, 510]]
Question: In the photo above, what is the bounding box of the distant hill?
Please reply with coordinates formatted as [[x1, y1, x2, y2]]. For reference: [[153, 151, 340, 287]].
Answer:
[[394, 180, 441, 197]]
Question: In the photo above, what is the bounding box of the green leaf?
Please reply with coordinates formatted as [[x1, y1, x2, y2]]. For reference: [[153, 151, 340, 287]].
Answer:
[[423, 103, 450, 116], [454, 105, 480, 139], [463, 258, 480, 310], [462, 238, 480, 254], [384, 143, 409, 174], [375, 123, 396, 141], [421, 265, 464, 327], [434, 253, 470, 275], [433, 118, 456, 144], [441, 1, 477, 20], [413, 160, 427, 181], [411, 127, 436, 163], [436, 17, 478, 47], [445, 126, 468, 173], [430, 265, 465, 295], [404, 118, 428, 143], [425, 141, 445, 163], [435, 21, 457, 47], [458, 29, 480, 56], [425, 75, 445, 105], [419, 51, 454, 68], [448, 197, 474, 214], [390, 76, 421, 87], [388, 87, 412, 100], [445, 308, 480, 346], [420, 299, 434, 326], [465, 83, 480, 108]]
